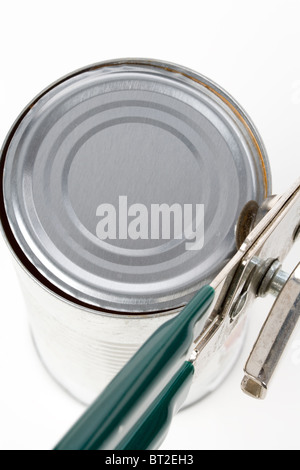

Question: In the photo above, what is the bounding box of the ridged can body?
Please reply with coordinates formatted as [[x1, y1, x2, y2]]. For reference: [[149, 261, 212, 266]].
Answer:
[[0, 59, 271, 404]]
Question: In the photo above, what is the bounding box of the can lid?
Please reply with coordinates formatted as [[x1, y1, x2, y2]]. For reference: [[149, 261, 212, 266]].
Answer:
[[1, 60, 271, 313]]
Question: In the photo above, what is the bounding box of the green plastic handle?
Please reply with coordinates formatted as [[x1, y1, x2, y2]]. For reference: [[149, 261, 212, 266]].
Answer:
[[117, 361, 194, 450], [54, 285, 214, 450]]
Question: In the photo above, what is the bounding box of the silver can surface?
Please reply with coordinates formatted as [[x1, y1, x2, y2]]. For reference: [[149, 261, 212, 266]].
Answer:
[[0, 59, 271, 404]]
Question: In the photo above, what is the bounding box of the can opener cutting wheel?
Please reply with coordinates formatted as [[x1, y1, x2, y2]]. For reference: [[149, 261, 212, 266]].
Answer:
[[55, 178, 300, 450]]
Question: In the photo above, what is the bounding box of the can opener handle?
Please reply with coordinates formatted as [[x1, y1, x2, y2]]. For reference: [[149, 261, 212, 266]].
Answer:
[[54, 286, 215, 450]]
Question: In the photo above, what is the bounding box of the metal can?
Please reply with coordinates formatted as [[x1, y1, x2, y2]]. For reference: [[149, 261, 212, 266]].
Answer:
[[0, 59, 271, 405]]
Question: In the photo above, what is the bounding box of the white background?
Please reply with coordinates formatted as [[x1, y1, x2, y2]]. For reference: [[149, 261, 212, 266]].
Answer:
[[0, 0, 300, 451]]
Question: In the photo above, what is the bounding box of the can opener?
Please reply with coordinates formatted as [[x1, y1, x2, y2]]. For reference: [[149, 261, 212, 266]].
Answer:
[[55, 177, 300, 450]]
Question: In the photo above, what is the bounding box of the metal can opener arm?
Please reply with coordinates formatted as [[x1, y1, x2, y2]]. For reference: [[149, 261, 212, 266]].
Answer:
[[55, 178, 300, 450]]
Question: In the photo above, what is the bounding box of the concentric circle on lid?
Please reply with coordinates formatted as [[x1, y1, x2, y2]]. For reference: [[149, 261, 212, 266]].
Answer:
[[1, 59, 271, 313]]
